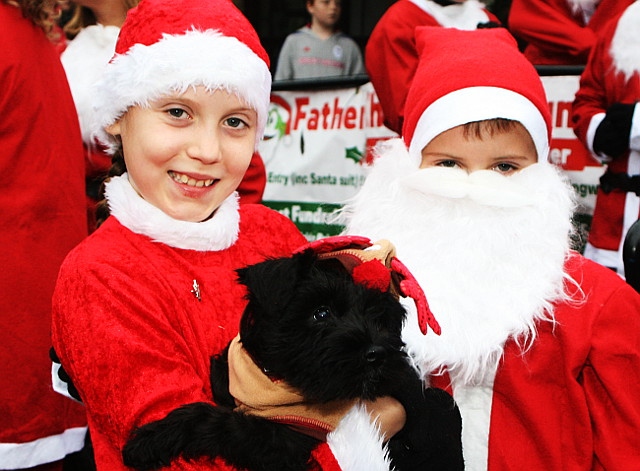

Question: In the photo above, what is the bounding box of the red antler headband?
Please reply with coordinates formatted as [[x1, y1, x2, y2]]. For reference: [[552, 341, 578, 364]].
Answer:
[[294, 235, 440, 336]]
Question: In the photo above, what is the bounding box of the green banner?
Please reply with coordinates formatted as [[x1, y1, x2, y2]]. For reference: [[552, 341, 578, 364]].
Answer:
[[263, 201, 344, 240]]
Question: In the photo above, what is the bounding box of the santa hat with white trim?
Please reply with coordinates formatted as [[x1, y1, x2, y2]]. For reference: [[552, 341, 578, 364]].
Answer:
[[402, 26, 552, 164], [92, 0, 271, 154]]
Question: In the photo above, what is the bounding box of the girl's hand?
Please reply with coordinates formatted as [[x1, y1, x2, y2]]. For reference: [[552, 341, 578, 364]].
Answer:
[[363, 396, 407, 440]]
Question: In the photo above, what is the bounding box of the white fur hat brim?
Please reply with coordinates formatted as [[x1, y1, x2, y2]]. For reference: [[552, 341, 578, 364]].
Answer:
[[407, 86, 550, 164]]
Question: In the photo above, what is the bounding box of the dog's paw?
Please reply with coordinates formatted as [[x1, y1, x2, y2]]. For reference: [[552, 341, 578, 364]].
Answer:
[[122, 424, 180, 470], [122, 402, 224, 470]]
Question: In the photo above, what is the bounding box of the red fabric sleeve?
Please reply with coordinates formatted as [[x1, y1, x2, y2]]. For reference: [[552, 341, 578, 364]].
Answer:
[[237, 151, 267, 204], [570, 22, 612, 146], [582, 278, 640, 468]]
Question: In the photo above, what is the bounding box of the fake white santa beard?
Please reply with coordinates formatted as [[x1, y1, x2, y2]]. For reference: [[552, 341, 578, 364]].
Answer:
[[341, 144, 577, 384]]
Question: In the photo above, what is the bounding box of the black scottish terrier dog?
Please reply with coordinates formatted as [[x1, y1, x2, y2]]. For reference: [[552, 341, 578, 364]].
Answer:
[[122, 239, 464, 471]]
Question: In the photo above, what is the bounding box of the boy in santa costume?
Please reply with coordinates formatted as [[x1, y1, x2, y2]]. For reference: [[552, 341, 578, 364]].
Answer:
[[50, 0, 407, 469], [571, 0, 640, 278], [340, 25, 640, 470], [508, 0, 633, 65], [0, 1, 88, 469], [365, 0, 499, 134]]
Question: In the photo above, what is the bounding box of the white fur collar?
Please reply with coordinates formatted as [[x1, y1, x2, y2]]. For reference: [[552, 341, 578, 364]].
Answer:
[[409, 0, 490, 29], [610, 1, 640, 81], [328, 404, 392, 471], [105, 174, 240, 251]]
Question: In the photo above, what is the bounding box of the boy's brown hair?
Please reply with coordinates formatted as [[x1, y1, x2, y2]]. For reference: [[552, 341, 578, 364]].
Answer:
[[462, 118, 520, 140]]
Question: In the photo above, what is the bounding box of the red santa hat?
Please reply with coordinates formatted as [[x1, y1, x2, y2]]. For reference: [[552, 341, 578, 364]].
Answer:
[[92, 0, 271, 153], [402, 26, 552, 164]]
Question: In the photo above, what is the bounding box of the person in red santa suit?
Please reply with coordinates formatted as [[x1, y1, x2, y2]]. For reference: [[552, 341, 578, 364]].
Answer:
[[0, 1, 88, 470], [50, 0, 406, 469], [571, 1, 640, 278], [365, 0, 500, 135], [508, 0, 633, 65], [339, 25, 640, 470], [59, 0, 138, 234]]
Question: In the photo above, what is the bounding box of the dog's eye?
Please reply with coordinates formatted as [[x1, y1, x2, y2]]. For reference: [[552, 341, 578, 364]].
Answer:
[[313, 306, 332, 321]]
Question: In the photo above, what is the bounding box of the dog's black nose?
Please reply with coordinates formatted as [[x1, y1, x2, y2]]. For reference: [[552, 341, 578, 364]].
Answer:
[[365, 345, 387, 364]]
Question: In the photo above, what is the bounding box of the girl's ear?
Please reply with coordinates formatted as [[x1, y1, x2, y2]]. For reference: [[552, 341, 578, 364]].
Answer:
[[105, 120, 122, 136]]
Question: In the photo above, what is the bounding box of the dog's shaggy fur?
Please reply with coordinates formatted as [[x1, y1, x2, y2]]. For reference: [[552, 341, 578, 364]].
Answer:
[[122, 250, 464, 471]]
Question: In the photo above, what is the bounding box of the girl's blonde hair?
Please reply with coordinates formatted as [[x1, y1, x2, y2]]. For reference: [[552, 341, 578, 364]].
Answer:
[[4, 0, 66, 39], [63, 0, 140, 39]]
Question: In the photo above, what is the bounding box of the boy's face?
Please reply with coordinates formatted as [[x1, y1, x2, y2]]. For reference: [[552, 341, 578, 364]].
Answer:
[[106, 87, 257, 222], [308, 0, 342, 28], [419, 122, 538, 175]]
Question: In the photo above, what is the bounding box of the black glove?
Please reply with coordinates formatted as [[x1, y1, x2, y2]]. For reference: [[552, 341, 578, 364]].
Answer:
[[50, 347, 82, 402], [593, 102, 636, 159], [386, 370, 464, 471], [477, 21, 502, 29]]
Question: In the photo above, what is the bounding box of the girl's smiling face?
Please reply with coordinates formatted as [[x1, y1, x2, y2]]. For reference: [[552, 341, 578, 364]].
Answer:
[[107, 87, 257, 222]]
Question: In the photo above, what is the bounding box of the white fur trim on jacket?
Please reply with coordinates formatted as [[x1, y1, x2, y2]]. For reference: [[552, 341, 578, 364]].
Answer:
[[327, 403, 392, 471], [409, 0, 490, 29], [92, 29, 271, 153], [611, 1, 640, 81], [105, 174, 240, 251], [0, 427, 87, 469]]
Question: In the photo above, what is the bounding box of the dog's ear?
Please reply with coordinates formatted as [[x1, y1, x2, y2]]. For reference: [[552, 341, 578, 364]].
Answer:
[[236, 250, 317, 315]]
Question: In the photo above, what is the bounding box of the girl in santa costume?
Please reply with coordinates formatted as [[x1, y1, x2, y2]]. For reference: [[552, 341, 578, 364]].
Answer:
[[340, 25, 640, 470], [365, 0, 500, 134], [0, 1, 88, 470], [571, 0, 640, 278], [50, 0, 406, 469], [508, 0, 633, 65]]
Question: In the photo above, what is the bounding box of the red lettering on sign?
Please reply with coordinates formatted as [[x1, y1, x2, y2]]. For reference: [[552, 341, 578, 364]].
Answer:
[[549, 138, 599, 171]]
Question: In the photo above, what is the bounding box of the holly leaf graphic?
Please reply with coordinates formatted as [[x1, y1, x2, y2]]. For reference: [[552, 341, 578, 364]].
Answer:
[[345, 146, 363, 163]]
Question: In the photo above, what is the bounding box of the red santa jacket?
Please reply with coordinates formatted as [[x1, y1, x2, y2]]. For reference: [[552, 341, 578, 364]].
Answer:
[[429, 254, 640, 470], [571, 3, 640, 265], [0, 3, 88, 468], [365, 0, 498, 134], [508, 0, 633, 65]]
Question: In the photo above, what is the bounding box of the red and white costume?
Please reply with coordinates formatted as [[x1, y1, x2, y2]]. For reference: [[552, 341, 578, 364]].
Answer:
[[508, 0, 633, 65], [571, 1, 640, 275], [52, 176, 395, 470], [342, 26, 640, 470], [365, 0, 498, 134], [0, 3, 88, 468]]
